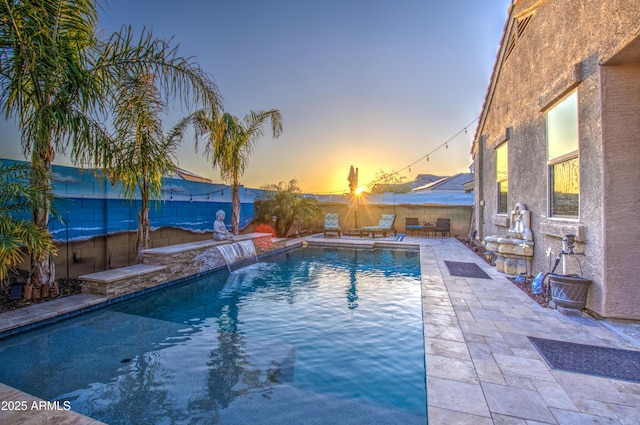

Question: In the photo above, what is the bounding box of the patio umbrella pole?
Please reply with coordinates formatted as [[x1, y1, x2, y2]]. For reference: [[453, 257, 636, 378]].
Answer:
[[348, 165, 359, 230]]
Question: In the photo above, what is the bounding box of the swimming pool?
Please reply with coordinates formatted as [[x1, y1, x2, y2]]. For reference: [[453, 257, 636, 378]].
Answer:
[[0, 246, 427, 424]]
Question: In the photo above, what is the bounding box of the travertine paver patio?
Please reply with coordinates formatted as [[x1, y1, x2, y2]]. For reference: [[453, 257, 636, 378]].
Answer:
[[419, 238, 640, 425], [1, 236, 639, 424]]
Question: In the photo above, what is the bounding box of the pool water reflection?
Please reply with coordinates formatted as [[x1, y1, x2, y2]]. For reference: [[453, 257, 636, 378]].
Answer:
[[0, 247, 427, 424]]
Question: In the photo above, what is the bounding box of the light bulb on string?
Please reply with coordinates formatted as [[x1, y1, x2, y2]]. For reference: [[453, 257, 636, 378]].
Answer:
[[397, 116, 478, 177]]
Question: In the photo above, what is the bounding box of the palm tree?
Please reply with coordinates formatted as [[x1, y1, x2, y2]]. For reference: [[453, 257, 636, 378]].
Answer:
[[106, 71, 180, 263], [254, 179, 322, 238], [0, 162, 57, 283], [0, 1, 220, 287], [172, 109, 282, 234]]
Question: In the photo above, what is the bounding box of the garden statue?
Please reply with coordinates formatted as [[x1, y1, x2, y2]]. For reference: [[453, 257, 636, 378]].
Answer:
[[213, 210, 234, 241], [484, 202, 534, 276], [508, 202, 533, 241]]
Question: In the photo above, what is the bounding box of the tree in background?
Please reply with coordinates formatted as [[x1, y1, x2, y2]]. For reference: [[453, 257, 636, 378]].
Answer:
[[254, 179, 322, 238], [367, 169, 411, 194], [0, 1, 220, 287], [105, 72, 180, 263], [0, 0, 101, 289], [0, 162, 57, 283], [172, 109, 282, 235]]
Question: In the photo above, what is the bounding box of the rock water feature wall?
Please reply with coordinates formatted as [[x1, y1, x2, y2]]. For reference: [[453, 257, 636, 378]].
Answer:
[[80, 233, 285, 298]]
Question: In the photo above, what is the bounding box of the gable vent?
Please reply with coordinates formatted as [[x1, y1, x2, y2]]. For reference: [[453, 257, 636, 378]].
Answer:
[[517, 14, 533, 37], [504, 13, 534, 61]]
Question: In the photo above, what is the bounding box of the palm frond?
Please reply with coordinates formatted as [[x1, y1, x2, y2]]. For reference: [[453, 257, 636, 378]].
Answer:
[[0, 162, 58, 280], [95, 25, 222, 114]]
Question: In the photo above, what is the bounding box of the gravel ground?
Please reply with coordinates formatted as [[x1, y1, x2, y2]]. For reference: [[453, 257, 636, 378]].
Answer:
[[464, 239, 549, 308], [0, 277, 83, 313]]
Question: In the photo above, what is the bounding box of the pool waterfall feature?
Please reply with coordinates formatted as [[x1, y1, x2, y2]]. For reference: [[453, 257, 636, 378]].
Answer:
[[80, 233, 284, 299], [217, 240, 259, 271]]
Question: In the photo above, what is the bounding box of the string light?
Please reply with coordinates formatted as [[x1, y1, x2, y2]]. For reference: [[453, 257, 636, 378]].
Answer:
[[164, 186, 234, 201], [161, 119, 477, 199], [394, 116, 478, 175], [163, 119, 474, 200]]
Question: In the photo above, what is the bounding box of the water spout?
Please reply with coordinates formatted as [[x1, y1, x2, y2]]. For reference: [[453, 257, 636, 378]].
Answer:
[[217, 240, 259, 271]]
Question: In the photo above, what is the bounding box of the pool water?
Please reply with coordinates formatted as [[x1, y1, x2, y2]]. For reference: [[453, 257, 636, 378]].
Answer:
[[0, 247, 427, 424]]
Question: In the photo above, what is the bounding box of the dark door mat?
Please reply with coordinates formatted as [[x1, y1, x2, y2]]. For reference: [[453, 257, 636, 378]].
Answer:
[[529, 336, 640, 383], [444, 261, 491, 279]]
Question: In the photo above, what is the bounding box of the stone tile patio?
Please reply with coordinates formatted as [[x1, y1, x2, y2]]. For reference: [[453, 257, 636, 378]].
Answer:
[[1, 236, 639, 424]]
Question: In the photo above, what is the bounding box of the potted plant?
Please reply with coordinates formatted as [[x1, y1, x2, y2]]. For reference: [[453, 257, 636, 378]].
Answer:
[[49, 281, 59, 296], [549, 274, 591, 310], [546, 235, 591, 313], [23, 283, 33, 300]]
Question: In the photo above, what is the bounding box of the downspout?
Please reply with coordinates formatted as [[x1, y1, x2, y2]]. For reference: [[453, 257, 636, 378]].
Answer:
[[476, 135, 486, 239]]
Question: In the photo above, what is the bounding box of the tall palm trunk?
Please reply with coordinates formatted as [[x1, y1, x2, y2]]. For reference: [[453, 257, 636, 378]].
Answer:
[[282, 221, 295, 239], [136, 185, 151, 263], [30, 153, 55, 290], [231, 174, 241, 235]]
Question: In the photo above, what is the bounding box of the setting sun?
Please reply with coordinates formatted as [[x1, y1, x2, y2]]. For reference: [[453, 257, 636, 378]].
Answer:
[[355, 187, 364, 195]]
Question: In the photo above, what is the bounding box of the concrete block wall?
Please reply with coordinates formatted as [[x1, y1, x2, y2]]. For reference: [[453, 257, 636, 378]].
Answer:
[[317, 203, 473, 239]]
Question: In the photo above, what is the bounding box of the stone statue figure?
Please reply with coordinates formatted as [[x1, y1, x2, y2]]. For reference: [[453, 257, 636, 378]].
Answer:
[[484, 201, 534, 276], [213, 210, 234, 241], [508, 202, 533, 241]]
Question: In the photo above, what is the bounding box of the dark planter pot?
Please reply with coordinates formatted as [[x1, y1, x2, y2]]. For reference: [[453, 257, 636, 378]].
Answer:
[[549, 274, 592, 310]]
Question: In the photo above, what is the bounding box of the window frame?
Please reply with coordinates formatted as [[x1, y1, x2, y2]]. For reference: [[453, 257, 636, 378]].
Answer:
[[495, 141, 508, 214], [546, 91, 580, 219]]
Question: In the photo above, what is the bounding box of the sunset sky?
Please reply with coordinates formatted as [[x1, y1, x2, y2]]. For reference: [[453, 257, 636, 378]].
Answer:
[[0, 0, 509, 194]]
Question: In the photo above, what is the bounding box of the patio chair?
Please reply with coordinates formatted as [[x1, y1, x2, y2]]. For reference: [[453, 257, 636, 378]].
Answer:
[[405, 217, 424, 236], [361, 214, 396, 238], [435, 218, 450, 238], [323, 213, 341, 238]]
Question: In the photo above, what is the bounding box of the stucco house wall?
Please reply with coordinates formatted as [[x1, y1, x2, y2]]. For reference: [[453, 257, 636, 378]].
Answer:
[[473, 0, 640, 319]]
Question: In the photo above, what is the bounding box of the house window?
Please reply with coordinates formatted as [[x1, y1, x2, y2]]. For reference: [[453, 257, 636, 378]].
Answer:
[[496, 142, 508, 214], [547, 91, 579, 218]]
